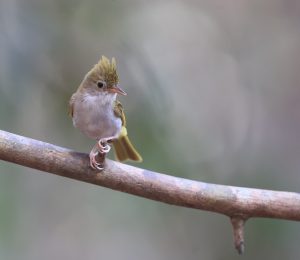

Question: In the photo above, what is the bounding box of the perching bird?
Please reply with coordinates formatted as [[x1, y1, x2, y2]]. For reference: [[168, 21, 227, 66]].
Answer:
[[69, 56, 142, 170]]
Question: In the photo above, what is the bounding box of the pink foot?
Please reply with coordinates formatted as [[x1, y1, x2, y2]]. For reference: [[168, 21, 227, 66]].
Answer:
[[89, 149, 104, 170], [97, 139, 111, 154], [88, 137, 117, 170]]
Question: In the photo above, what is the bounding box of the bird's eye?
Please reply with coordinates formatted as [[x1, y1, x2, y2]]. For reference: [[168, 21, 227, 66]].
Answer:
[[97, 81, 105, 88]]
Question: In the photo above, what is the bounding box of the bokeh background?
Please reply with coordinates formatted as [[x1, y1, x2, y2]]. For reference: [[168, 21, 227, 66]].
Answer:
[[1, 0, 300, 259]]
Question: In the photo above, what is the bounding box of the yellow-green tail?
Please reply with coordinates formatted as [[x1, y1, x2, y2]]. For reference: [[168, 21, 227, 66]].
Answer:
[[113, 127, 142, 162]]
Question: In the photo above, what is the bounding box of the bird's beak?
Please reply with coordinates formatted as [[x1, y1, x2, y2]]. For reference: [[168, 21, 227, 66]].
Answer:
[[109, 85, 127, 96]]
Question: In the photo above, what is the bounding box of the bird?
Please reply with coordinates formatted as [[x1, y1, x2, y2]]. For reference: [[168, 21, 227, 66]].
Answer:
[[69, 56, 142, 170]]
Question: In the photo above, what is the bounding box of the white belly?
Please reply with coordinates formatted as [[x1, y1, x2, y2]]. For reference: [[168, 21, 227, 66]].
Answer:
[[72, 93, 122, 140]]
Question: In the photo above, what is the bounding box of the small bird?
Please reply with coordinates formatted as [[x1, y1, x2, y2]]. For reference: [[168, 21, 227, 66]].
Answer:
[[69, 56, 142, 170]]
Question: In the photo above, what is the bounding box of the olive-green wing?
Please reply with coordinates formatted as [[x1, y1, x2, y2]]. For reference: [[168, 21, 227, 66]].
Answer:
[[113, 100, 142, 162], [113, 100, 126, 127], [68, 93, 77, 117]]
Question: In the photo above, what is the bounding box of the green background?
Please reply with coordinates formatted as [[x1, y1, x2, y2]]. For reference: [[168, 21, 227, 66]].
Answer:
[[1, 0, 300, 259]]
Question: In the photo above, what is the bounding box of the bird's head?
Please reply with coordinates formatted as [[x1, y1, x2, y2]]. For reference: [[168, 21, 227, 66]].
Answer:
[[81, 56, 127, 96]]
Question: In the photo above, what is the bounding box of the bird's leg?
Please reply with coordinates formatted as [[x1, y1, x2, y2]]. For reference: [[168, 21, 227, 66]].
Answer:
[[97, 139, 111, 154], [97, 134, 119, 154], [89, 143, 105, 170], [89, 134, 120, 170]]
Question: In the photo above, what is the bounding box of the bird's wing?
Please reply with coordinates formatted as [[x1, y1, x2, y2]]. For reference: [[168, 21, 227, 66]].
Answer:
[[68, 92, 77, 117], [113, 100, 126, 127]]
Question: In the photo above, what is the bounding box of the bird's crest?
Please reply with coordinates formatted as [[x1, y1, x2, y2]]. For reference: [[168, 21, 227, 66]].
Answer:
[[87, 56, 119, 85]]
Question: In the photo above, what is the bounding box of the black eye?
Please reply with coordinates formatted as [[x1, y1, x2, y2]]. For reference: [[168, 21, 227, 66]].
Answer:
[[97, 81, 105, 88]]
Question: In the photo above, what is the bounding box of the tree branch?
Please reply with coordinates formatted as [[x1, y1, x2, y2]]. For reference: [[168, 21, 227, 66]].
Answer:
[[1, 129, 300, 253]]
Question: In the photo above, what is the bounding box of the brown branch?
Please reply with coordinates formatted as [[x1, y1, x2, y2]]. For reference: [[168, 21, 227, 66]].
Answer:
[[1, 129, 300, 253]]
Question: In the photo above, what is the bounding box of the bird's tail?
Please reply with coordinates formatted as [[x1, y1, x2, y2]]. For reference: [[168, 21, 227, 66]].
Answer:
[[113, 127, 142, 162]]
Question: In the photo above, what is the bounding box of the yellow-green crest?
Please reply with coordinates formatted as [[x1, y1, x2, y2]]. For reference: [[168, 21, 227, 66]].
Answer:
[[87, 56, 119, 85]]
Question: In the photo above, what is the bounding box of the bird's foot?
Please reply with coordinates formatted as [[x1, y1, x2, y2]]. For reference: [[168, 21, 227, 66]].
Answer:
[[89, 137, 116, 170], [97, 138, 111, 154], [89, 149, 104, 170]]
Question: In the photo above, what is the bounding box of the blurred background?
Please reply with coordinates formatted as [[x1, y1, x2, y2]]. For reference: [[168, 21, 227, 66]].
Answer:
[[1, 0, 300, 259]]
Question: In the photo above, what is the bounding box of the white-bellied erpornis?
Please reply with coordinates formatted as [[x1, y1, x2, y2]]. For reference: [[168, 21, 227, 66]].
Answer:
[[69, 56, 142, 170]]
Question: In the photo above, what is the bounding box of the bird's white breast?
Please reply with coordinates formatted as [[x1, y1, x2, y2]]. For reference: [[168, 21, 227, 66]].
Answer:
[[72, 92, 122, 140]]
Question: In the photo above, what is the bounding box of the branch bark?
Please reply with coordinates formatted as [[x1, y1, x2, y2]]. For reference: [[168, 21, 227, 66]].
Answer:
[[1, 129, 300, 253]]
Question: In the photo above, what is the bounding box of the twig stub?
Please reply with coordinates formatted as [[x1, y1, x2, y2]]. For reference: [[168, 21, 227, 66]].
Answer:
[[230, 216, 246, 254]]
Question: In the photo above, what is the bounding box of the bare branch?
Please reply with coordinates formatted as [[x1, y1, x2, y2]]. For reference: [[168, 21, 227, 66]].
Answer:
[[1, 129, 300, 253]]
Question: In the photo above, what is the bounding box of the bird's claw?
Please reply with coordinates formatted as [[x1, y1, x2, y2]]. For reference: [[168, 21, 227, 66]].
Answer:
[[88, 139, 112, 170], [89, 150, 104, 170], [88, 138, 115, 170], [97, 139, 111, 154]]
